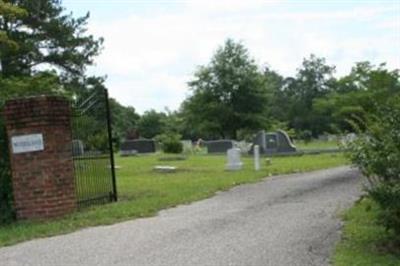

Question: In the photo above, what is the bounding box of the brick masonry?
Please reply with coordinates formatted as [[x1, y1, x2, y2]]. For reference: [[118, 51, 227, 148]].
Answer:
[[4, 96, 76, 220]]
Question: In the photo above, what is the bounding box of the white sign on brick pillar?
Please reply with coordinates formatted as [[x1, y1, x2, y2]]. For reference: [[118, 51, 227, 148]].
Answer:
[[11, 134, 44, 154]]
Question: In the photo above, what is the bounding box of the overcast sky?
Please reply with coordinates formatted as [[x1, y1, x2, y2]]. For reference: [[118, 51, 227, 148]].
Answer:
[[63, 0, 400, 114]]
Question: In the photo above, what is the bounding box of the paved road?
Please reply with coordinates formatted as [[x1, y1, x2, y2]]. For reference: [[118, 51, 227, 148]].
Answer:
[[0, 166, 362, 266]]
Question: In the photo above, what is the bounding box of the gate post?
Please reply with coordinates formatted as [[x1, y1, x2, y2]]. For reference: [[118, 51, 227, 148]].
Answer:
[[4, 96, 76, 220]]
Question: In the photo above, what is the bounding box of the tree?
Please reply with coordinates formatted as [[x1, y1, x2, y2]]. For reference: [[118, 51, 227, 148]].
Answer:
[[283, 55, 336, 137], [0, 0, 105, 104], [182, 39, 268, 139], [0, 1, 27, 58], [109, 98, 140, 143], [0, 0, 102, 80], [262, 67, 286, 124], [137, 110, 167, 139], [162, 108, 186, 135], [314, 62, 400, 133]]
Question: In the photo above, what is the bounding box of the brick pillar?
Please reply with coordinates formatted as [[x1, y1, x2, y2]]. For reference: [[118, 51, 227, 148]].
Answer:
[[4, 96, 76, 220]]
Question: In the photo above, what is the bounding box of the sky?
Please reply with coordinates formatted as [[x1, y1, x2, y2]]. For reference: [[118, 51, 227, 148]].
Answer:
[[63, 0, 400, 114]]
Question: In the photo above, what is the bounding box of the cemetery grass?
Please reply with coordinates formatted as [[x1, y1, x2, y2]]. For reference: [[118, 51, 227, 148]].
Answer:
[[0, 153, 347, 247], [295, 139, 339, 150], [333, 198, 400, 265]]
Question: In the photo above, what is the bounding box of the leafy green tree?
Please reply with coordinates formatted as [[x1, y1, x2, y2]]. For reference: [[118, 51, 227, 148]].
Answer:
[[283, 55, 336, 137], [0, 0, 102, 80], [109, 98, 139, 143], [162, 108, 188, 136], [137, 110, 167, 139], [0, 0, 105, 106], [0, 0, 27, 57], [314, 62, 400, 133], [182, 39, 268, 139], [262, 67, 287, 125]]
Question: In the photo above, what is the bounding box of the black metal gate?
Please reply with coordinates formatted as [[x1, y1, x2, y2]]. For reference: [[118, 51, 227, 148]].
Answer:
[[71, 88, 117, 208]]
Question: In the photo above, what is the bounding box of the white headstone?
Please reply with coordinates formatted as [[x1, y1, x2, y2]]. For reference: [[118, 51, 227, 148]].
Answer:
[[226, 148, 243, 171], [181, 140, 193, 153], [254, 145, 260, 171]]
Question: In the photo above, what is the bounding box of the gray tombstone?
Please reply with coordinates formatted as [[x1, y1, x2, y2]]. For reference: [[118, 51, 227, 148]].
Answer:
[[225, 148, 243, 171], [72, 139, 84, 156], [265, 133, 278, 153], [275, 130, 296, 153], [120, 139, 156, 155], [205, 140, 234, 154], [253, 130, 267, 153], [250, 129, 296, 155]]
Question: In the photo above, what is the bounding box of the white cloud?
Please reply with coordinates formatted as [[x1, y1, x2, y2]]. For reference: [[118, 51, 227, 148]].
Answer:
[[85, 1, 400, 113]]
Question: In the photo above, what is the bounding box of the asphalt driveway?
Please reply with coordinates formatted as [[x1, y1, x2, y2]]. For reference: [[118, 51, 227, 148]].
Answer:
[[0, 166, 362, 266]]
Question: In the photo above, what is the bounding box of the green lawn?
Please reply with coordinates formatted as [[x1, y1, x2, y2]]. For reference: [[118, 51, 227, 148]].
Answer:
[[295, 139, 339, 150], [333, 198, 400, 265], [0, 153, 347, 247]]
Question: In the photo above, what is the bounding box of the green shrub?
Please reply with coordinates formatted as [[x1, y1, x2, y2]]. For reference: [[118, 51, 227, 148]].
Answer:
[[156, 133, 183, 154], [369, 183, 400, 238], [301, 130, 313, 144], [347, 98, 400, 185], [347, 95, 400, 238]]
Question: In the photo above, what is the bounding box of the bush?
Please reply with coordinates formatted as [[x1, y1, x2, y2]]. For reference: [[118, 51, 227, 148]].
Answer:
[[300, 130, 313, 144], [156, 133, 183, 154], [369, 183, 400, 237], [347, 97, 400, 185], [347, 95, 400, 238]]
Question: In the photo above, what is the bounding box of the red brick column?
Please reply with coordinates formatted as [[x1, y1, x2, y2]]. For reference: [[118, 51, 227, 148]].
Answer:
[[4, 96, 76, 220]]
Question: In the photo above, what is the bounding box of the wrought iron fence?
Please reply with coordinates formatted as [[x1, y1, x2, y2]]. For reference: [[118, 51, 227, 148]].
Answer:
[[71, 88, 117, 208]]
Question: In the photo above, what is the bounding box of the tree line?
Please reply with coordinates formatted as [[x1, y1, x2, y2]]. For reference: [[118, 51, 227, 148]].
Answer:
[[133, 39, 399, 142], [1, 1, 399, 144]]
